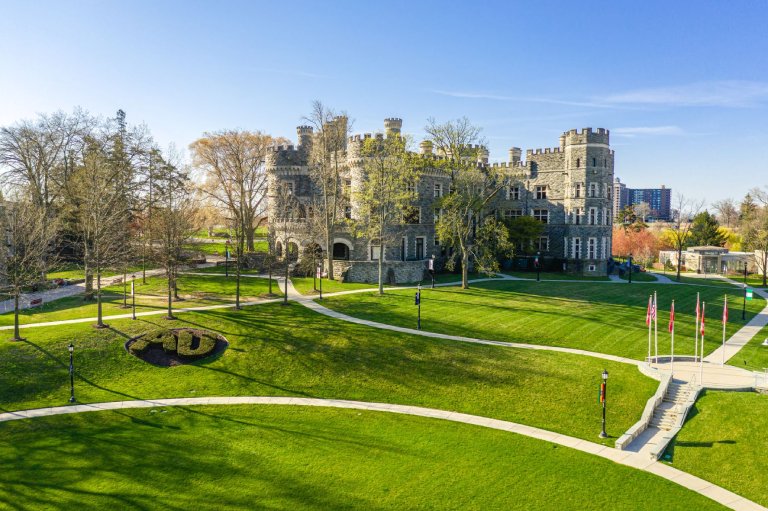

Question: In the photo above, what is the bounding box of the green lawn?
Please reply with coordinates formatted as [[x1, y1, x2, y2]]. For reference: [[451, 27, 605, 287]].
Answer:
[[0, 275, 281, 327], [183, 265, 265, 275], [727, 323, 768, 371], [105, 274, 280, 301], [665, 390, 768, 508], [0, 303, 655, 444], [619, 271, 658, 282], [504, 271, 611, 281], [291, 277, 385, 295], [47, 263, 154, 281], [320, 280, 766, 360], [669, 275, 740, 287], [0, 406, 726, 511], [185, 240, 269, 256]]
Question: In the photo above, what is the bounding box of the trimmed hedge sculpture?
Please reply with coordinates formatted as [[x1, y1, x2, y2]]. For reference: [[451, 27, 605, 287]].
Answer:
[[126, 328, 227, 366]]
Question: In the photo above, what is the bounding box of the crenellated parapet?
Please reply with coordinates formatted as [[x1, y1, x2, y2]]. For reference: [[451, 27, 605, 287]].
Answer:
[[562, 127, 610, 146], [266, 144, 308, 168]]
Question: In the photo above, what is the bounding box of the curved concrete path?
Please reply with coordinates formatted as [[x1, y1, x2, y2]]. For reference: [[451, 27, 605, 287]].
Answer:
[[0, 397, 762, 511]]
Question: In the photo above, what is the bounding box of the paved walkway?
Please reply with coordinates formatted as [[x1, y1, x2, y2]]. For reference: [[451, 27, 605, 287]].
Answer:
[[704, 286, 768, 365], [0, 397, 761, 511]]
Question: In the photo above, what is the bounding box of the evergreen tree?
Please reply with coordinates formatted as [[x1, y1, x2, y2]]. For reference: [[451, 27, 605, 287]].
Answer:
[[688, 210, 727, 247]]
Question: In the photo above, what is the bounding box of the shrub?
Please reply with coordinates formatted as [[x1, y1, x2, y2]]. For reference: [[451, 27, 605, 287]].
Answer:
[[129, 329, 178, 355], [176, 330, 218, 358]]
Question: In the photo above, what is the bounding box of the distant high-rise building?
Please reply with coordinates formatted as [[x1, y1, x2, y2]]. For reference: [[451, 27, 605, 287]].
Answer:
[[612, 179, 671, 222]]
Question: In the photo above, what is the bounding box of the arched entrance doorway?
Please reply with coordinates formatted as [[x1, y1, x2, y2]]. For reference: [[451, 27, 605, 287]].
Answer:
[[333, 242, 350, 261]]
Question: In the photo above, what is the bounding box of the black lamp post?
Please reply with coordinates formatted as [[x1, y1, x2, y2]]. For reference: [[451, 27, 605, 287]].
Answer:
[[536, 251, 541, 282], [131, 274, 136, 320], [599, 369, 608, 438], [68, 343, 76, 403], [317, 263, 323, 300], [742, 262, 748, 320], [628, 254, 633, 284], [415, 284, 421, 330]]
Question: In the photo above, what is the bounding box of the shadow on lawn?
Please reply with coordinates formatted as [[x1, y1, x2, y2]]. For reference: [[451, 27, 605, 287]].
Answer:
[[0, 408, 381, 510]]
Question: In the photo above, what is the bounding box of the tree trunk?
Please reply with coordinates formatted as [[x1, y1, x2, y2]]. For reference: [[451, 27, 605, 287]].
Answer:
[[268, 259, 273, 294], [246, 227, 255, 252], [676, 246, 683, 282], [235, 246, 242, 310], [12, 292, 22, 341], [96, 271, 104, 328], [167, 272, 174, 320], [326, 232, 335, 280], [462, 250, 469, 289], [378, 243, 385, 295]]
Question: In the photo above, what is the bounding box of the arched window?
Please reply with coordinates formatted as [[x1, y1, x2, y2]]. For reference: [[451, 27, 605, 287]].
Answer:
[[275, 241, 283, 257], [333, 242, 350, 260]]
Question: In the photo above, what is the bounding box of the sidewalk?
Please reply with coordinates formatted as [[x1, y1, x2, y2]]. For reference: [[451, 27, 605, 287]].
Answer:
[[0, 396, 762, 511]]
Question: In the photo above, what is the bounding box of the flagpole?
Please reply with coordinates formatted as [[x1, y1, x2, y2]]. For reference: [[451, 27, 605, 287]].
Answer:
[[647, 295, 652, 364], [654, 291, 658, 363], [670, 299, 675, 373], [694, 292, 700, 362]]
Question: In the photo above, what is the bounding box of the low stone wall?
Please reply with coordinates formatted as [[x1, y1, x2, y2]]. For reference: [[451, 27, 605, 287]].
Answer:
[[335, 260, 428, 284], [615, 372, 671, 451]]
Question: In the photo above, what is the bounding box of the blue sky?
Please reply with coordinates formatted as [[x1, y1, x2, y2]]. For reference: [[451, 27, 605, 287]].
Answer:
[[1, 0, 767, 205]]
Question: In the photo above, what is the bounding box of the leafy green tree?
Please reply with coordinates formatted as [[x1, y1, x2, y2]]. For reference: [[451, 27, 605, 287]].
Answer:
[[426, 117, 505, 289], [473, 217, 514, 275], [504, 216, 543, 255], [688, 211, 727, 247], [353, 134, 417, 294]]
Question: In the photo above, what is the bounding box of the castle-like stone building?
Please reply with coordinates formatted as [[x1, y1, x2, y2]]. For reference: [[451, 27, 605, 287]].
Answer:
[[267, 118, 614, 282]]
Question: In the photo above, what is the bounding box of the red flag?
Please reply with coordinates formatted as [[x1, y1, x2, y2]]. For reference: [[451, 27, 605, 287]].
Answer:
[[700, 303, 706, 337], [668, 301, 675, 333], [646, 295, 652, 326], [723, 296, 728, 324]]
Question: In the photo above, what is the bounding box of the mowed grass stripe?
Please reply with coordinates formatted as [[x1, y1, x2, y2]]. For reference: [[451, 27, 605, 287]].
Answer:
[[321, 280, 765, 360]]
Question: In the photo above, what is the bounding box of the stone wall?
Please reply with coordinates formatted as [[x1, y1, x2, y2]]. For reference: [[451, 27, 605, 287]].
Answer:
[[335, 260, 428, 284]]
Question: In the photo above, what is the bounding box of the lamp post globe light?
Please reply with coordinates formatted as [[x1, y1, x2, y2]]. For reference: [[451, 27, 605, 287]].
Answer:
[[317, 263, 323, 300], [415, 283, 421, 330], [430, 254, 436, 289], [742, 261, 748, 320], [599, 369, 609, 438], [68, 343, 76, 403], [628, 253, 633, 284], [225, 239, 232, 277]]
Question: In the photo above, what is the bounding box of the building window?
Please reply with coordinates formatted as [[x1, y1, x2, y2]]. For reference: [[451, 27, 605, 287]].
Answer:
[[404, 206, 421, 224], [370, 245, 381, 260], [533, 209, 549, 224], [344, 206, 352, 220], [535, 185, 547, 200], [576, 158, 580, 168], [415, 237, 425, 260], [285, 182, 294, 194], [574, 208, 582, 225], [503, 209, 523, 220], [573, 237, 581, 259], [588, 238, 596, 259], [588, 183, 597, 198], [589, 207, 597, 225], [588, 264, 596, 272], [537, 236, 549, 251], [592, 157, 596, 167], [434, 183, 442, 198], [508, 186, 520, 200], [575, 183, 582, 198], [406, 182, 416, 194]]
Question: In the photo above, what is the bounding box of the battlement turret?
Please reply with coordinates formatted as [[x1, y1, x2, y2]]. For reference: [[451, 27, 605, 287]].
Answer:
[[266, 144, 307, 168], [563, 127, 610, 146], [384, 117, 402, 137]]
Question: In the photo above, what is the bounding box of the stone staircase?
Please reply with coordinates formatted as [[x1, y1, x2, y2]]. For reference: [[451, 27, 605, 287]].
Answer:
[[650, 381, 694, 431]]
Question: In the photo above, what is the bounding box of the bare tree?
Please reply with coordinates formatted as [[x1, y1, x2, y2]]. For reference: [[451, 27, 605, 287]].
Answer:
[[151, 152, 198, 320], [632, 201, 651, 222], [668, 193, 704, 281], [711, 198, 739, 228], [425, 117, 505, 289], [270, 182, 300, 305], [743, 188, 768, 286], [67, 140, 132, 328], [305, 101, 350, 280], [0, 193, 56, 341], [190, 131, 280, 252], [353, 133, 417, 294]]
